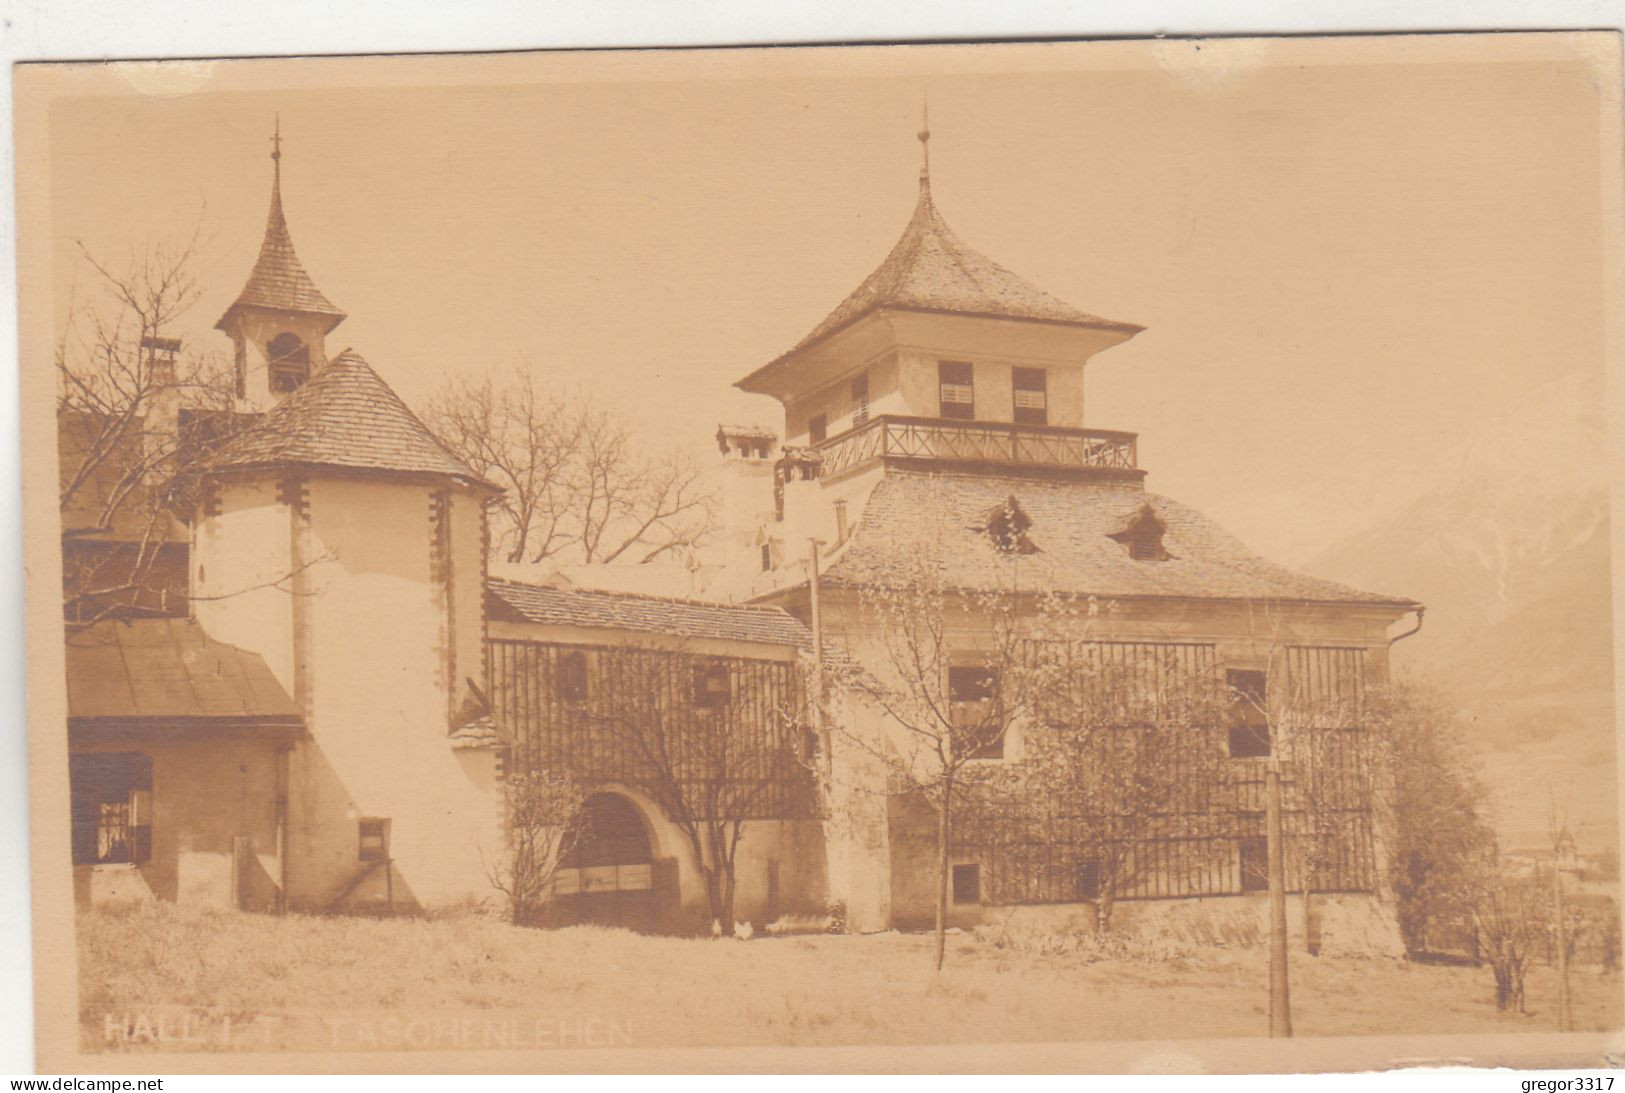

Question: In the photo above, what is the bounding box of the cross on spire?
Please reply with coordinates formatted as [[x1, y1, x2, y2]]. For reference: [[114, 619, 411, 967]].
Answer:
[[917, 97, 931, 185]]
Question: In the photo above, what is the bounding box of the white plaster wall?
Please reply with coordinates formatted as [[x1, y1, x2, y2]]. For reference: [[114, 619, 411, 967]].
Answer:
[[287, 476, 503, 912], [193, 478, 296, 695]]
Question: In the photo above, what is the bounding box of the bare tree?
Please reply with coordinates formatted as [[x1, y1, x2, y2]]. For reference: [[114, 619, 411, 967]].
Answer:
[[1472, 863, 1547, 1013], [484, 768, 588, 925], [422, 370, 717, 566], [581, 646, 809, 935], [1013, 651, 1228, 934], [57, 234, 247, 630], [829, 497, 1085, 968], [1360, 682, 1498, 957]]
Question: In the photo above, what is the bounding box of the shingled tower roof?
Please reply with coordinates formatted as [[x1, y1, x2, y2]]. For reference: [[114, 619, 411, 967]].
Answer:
[[210, 349, 494, 489], [756, 132, 1143, 375], [215, 125, 346, 334]]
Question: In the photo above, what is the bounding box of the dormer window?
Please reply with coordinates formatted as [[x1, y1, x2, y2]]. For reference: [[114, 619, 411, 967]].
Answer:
[[939, 361, 975, 420], [1012, 368, 1047, 425], [267, 332, 311, 393], [1108, 503, 1170, 562], [981, 495, 1038, 555]]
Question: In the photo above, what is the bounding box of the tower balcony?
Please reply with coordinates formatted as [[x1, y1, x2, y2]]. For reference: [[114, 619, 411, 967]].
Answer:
[[808, 413, 1142, 483]]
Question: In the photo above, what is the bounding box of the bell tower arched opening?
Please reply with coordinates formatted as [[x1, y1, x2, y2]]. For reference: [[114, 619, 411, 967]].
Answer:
[[267, 332, 311, 393]]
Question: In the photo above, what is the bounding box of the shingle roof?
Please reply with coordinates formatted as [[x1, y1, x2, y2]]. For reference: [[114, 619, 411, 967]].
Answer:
[[65, 617, 301, 722], [768, 177, 1142, 367], [488, 578, 815, 649], [823, 470, 1418, 608], [209, 350, 493, 487], [215, 169, 346, 331]]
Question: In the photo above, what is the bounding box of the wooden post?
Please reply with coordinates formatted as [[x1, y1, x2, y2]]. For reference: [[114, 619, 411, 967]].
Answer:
[[1266, 764, 1293, 1037]]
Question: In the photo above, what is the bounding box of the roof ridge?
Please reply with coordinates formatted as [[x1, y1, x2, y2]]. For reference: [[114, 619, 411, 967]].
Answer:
[[488, 576, 798, 616]]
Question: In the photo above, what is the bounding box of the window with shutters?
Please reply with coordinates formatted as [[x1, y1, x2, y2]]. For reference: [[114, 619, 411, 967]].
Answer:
[[851, 373, 869, 427], [1012, 367, 1048, 425], [939, 361, 975, 419]]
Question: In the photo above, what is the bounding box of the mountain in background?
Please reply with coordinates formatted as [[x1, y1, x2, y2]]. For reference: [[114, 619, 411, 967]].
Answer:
[[1304, 369, 1617, 853]]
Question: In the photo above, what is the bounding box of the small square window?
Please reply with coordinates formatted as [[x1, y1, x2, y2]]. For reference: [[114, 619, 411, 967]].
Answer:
[[952, 863, 982, 904], [695, 663, 732, 708], [557, 651, 588, 703], [359, 818, 391, 863], [1239, 836, 1269, 892], [808, 414, 827, 444]]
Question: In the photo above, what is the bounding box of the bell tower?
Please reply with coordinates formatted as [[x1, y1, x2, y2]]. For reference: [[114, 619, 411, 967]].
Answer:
[[215, 120, 347, 411]]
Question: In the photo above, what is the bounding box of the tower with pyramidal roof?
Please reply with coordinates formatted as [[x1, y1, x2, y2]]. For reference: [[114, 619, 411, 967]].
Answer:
[[191, 129, 506, 913]]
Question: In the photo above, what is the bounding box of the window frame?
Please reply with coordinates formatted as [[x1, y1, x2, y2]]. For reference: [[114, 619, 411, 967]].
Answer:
[[1239, 836, 1269, 892], [358, 817, 391, 863], [69, 752, 154, 867], [951, 862, 982, 905], [1225, 668, 1271, 759], [556, 650, 589, 704], [1012, 367, 1048, 426], [694, 662, 733, 708], [938, 361, 975, 420], [850, 373, 870, 427], [949, 665, 1004, 760]]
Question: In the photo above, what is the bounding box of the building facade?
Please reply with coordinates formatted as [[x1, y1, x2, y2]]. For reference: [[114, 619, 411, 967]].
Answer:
[[63, 126, 1420, 949]]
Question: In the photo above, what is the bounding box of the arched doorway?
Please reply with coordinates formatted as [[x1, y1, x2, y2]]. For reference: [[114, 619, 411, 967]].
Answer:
[[551, 793, 657, 931]]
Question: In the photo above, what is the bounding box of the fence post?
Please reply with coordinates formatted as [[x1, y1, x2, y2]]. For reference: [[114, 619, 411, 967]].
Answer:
[[1266, 763, 1293, 1037]]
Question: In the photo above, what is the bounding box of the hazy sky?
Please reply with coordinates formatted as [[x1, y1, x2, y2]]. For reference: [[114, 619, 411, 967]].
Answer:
[[34, 38, 1610, 564]]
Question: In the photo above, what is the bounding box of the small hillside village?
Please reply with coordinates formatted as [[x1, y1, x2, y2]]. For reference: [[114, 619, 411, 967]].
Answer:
[[61, 119, 1441, 957]]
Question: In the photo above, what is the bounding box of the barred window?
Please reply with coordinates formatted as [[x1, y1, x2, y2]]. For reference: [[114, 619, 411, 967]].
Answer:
[[70, 753, 152, 866], [695, 663, 732, 708], [1012, 367, 1047, 425], [1239, 837, 1269, 892], [939, 361, 975, 419]]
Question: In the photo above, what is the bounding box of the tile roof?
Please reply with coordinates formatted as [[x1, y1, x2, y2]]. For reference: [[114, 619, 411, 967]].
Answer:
[[769, 177, 1142, 366], [65, 617, 301, 722], [488, 577, 814, 649], [822, 470, 1418, 608], [209, 350, 493, 487], [215, 169, 346, 331]]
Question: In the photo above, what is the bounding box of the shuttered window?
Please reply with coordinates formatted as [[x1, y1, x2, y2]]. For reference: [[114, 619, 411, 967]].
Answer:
[[939, 361, 974, 419], [851, 374, 869, 427], [1012, 367, 1047, 425]]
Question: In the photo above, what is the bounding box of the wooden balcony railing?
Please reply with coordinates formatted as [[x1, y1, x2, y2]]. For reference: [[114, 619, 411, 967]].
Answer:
[[812, 414, 1139, 479]]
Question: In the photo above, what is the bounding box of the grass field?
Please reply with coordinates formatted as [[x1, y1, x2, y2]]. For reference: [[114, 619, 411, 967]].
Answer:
[[77, 902, 1622, 1054]]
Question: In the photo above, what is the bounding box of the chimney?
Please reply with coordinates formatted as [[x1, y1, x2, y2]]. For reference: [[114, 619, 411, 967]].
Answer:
[[140, 335, 183, 461]]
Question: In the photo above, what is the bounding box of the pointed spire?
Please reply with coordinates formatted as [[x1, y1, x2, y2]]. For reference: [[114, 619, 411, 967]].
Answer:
[[917, 96, 931, 189], [215, 121, 346, 333]]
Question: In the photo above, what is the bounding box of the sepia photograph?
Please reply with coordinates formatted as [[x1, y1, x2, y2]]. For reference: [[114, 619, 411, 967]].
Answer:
[[13, 30, 1625, 1074]]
